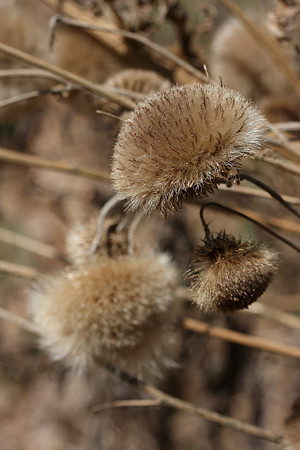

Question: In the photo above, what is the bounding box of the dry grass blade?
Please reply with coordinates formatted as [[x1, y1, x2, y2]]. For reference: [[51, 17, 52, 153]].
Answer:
[[218, 184, 300, 206], [91, 399, 161, 413], [246, 303, 300, 330], [0, 147, 110, 181], [256, 153, 300, 177], [0, 306, 40, 334], [0, 85, 74, 109]]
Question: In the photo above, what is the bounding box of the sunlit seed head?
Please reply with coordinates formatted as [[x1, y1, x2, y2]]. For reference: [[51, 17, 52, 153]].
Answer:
[[112, 83, 267, 214], [29, 253, 181, 380], [186, 232, 279, 312]]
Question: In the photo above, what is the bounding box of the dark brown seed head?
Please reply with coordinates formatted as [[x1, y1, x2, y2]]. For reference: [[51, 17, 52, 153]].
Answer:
[[186, 232, 279, 312], [112, 83, 267, 214]]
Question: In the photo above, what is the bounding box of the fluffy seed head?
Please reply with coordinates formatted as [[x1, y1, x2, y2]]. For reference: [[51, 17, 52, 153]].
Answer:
[[186, 232, 279, 312], [112, 83, 267, 214], [29, 253, 181, 380], [66, 214, 128, 265], [100, 69, 171, 117]]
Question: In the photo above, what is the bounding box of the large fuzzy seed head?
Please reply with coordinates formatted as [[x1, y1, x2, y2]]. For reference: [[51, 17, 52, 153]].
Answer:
[[29, 253, 180, 380], [112, 83, 267, 214], [186, 232, 279, 312]]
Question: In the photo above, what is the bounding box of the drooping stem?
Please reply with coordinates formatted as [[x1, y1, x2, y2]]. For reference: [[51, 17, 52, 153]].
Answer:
[[89, 194, 121, 254], [200, 202, 300, 253], [239, 173, 300, 219]]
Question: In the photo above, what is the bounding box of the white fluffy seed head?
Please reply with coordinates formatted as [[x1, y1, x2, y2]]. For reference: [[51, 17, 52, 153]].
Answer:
[[112, 83, 267, 214], [186, 232, 279, 312], [29, 253, 181, 380]]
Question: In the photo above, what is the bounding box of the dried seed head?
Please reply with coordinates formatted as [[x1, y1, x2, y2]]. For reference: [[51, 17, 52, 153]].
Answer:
[[66, 214, 128, 265], [112, 83, 267, 214], [283, 398, 300, 450], [29, 253, 181, 380], [186, 232, 279, 312]]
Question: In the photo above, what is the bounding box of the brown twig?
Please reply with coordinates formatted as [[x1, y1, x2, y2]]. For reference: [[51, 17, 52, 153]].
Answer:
[[49, 15, 210, 84], [0, 85, 74, 109], [0, 260, 39, 279], [91, 399, 161, 413], [0, 147, 110, 181], [0, 303, 282, 443], [142, 384, 282, 444], [183, 318, 300, 360], [217, 0, 300, 103], [0, 41, 135, 110]]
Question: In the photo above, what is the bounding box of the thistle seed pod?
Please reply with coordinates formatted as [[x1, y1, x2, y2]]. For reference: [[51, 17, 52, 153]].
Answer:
[[112, 83, 267, 214], [186, 232, 279, 312], [66, 214, 128, 265], [102, 69, 171, 114], [29, 253, 181, 380]]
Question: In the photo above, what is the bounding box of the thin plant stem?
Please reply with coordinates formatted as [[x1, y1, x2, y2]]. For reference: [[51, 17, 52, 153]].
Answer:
[[0, 303, 283, 442], [217, 0, 300, 103], [274, 121, 300, 132], [0, 260, 40, 279], [91, 399, 161, 412], [127, 213, 144, 254], [104, 364, 282, 444], [0, 68, 65, 82], [0, 227, 65, 261], [218, 184, 300, 206], [200, 202, 300, 253], [0, 85, 74, 109], [183, 318, 300, 360], [89, 194, 120, 254], [256, 152, 300, 177], [266, 127, 300, 165], [49, 15, 210, 85], [239, 173, 300, 219], [0, 306, 40, 334], [0, 147, 110, 181], [0, 41, 135, 110]]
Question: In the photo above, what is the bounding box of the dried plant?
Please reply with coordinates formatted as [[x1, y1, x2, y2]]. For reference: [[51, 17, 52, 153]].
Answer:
[[112, 83, 267, 213], [29, 251, 181, 380], [186, 231, 279, 312]]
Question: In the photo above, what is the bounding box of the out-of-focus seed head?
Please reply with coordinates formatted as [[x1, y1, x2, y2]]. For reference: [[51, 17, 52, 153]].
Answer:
[[66, 214, 128, 265], [101, 69, 171, 115], [186, 232, 279, 312], [282, 398, 300, 450], [29, 253, 181, 380], [112, 83, 267, 214]]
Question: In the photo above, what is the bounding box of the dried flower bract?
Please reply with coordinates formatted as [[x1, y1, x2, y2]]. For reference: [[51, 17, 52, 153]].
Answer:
[[112, 83, 267, 213], [186, 232, 279, 312], [29, 253, 180, 380]]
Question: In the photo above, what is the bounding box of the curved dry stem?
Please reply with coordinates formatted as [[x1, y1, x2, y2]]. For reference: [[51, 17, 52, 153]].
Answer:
[[49, 15, 210, 85], [0, 41, 135, 110], [200, 202, 300, 253], [89, 194, 120, 254], [239, 173, 300, 219]]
